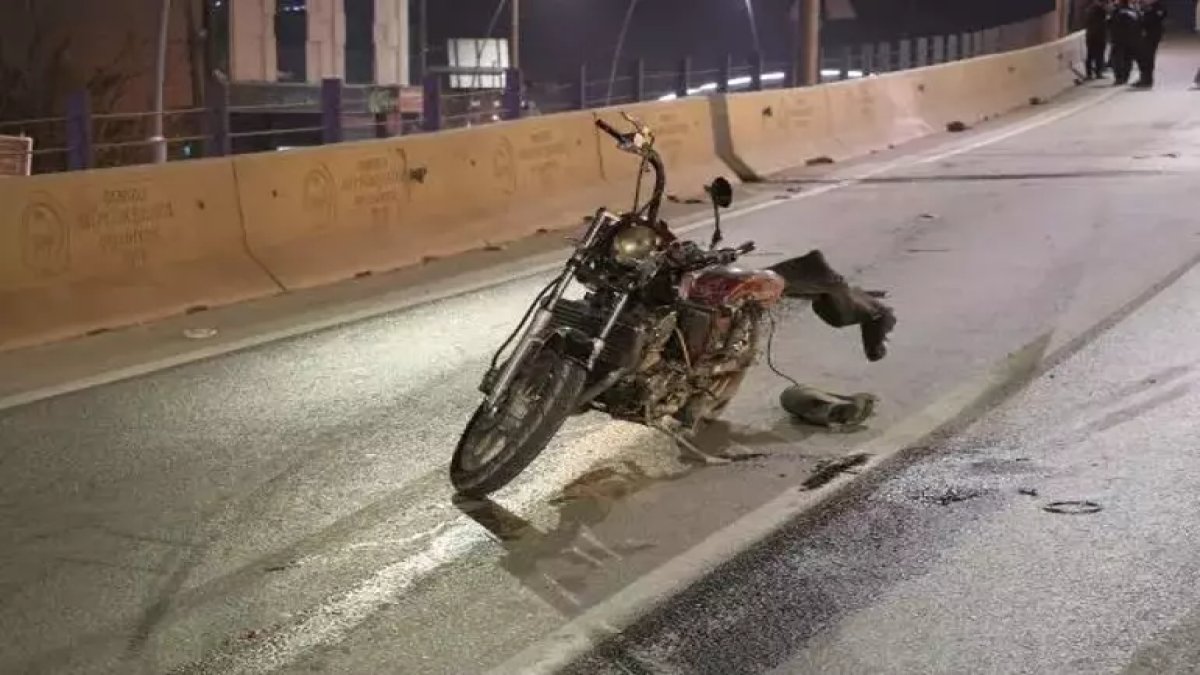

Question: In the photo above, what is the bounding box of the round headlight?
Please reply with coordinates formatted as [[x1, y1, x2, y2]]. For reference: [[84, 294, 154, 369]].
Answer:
[[611, 225, 658, 265]]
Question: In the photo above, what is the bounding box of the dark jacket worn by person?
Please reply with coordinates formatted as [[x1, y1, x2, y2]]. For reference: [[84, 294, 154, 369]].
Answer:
[[1085, 4, 1110, 78], [1109, 5, 1142, 83], [1142, 3, 1168, 42], [1086, 4, 1109, 36], [1136, 2, 1167, 85]]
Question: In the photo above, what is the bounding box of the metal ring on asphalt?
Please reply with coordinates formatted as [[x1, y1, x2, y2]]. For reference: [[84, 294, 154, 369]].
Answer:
[[1043, 500, 1102, 515]]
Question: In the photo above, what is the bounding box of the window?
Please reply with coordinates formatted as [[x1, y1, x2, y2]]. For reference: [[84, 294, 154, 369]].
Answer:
[[345, 0, 376, 84], [276, 0, 308, 82]]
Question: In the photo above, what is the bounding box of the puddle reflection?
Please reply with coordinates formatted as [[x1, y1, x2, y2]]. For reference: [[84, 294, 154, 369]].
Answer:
[[453, 419, 843, 616], [455, 460, 689, 615]]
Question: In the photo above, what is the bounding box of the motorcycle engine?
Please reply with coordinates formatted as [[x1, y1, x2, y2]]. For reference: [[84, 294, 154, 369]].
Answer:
[[593, 309, 693, 423]]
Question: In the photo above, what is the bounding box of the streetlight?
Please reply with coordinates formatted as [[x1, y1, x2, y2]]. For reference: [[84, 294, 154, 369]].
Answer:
[[605, 0, 770, 105], [743, 0, 762, 56], [151, 0, 172, 164]]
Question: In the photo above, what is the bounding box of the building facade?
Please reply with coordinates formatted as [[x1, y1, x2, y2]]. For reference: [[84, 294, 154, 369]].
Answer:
[[215, 0, 410, 86]]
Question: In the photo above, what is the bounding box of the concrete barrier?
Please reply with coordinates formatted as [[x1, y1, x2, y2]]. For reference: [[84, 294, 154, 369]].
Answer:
[[0, 32, 1086, 352], [723, 32, 1083, 179], [714, 87, 839, 181], [235, 110, 608, 289], [826, 73, 935, 159], [593, 97, 731, 203], [0, 159, 280, 350]]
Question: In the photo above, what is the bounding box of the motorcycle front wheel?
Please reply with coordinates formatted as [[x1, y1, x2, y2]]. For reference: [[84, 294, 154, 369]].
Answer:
[[451, 346, 587, 498]]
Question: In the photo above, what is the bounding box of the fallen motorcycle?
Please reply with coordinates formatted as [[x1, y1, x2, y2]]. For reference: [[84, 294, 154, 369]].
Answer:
[[450, 114, 895, 498], [451, 114, 791, 497]]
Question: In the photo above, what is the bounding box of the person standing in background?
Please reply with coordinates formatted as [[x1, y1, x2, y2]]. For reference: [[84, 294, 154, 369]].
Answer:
[[1134, 0, 1168, 87], [1109, 0, 1142, 85], [1085, 0, 1112, 79]]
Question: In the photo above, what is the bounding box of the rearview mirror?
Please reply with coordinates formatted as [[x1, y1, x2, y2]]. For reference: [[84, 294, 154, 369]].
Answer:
[[706, 177, 733, 209]]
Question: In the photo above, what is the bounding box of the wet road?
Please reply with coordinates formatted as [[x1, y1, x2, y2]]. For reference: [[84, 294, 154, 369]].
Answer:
[[565, 234, 1200, 675], [3, 43, 1200, 675]]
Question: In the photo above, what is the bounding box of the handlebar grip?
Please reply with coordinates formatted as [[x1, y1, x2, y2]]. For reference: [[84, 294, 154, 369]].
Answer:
[[595, 118, 623, 141], [713, 249, 739, 266], [737, 241, 756, 254]]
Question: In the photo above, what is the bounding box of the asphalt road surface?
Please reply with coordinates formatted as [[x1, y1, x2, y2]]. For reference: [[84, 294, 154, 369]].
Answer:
[[565, 223, 1200, 675], [3, 43, 1200, 675]]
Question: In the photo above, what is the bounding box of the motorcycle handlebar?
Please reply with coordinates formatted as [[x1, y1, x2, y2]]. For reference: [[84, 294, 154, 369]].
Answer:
[[594, 118, 624, 142], [672, 241, 756, 269], [595, 116, 667, 226]]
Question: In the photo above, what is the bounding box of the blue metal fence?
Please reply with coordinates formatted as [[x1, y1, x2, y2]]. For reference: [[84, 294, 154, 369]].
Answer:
[[0, 15, 1053, 175]]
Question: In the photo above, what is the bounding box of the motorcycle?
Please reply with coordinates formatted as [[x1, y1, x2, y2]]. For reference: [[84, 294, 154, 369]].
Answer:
[[450, 113, 787, 498]]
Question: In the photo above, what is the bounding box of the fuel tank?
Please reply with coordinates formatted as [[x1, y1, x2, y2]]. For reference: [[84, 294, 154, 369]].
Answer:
[[683, 266, 787, 308]]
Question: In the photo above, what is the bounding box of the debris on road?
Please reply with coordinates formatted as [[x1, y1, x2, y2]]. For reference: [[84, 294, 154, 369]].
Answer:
[[183, 328, 218, 340], [801, 453, 871, 490], [781, 385, 878, 431], [917, 487, 982, 506], [1043, 500, 1103, 515]]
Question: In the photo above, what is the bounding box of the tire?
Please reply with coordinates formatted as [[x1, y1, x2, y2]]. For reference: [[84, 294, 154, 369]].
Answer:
[[450, 346, 587, 498]]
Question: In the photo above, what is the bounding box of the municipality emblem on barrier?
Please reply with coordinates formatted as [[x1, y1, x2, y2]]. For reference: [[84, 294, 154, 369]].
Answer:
[[302, 164, 337, 229], [20, 194, 69, 277]]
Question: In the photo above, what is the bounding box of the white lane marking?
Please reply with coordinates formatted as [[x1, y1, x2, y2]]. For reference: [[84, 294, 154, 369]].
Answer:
[[194, 521, 481, 675], [0, 87, 1116, 414], [177, 424, 684, 675]]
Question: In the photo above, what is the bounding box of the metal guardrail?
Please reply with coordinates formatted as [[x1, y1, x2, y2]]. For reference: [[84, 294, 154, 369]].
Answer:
[[0, 14, 1052, 175]]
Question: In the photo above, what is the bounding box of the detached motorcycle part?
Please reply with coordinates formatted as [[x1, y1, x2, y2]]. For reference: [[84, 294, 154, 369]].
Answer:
[[452, 345, 587, 497], [780, 385, 877, 429]]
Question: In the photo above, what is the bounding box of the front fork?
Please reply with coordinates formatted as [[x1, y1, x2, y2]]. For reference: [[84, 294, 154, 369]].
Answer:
[[483, 209, 624, 415]]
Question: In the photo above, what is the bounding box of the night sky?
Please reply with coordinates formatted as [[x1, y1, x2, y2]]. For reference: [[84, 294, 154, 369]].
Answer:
[[425, 0, 1057, 84]]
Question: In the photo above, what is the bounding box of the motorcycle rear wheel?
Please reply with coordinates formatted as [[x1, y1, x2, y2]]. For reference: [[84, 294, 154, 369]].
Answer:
[[451, 346, 587, 498]]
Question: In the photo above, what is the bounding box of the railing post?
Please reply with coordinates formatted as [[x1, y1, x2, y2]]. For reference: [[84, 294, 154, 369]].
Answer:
[[65, 89, 93, 171], [899, 39, 912, 70], [205, 75, 231, 157], [750, 52, 764, 91], [961, 32, 972, 58], [947, 35, 959, 61], [631, 59, 645, 102], [676, 57, 691, 98], [839, 46, 851, 80], [933, 35, 946, 63], [502, 68, 522, 121], [576, 63, 588, 110], [320, 78, 343, 144], [860, 43, 874, 75], [877, 42, 892, 72], [915, 37, 929, 67], [422, 73, 442, 132], [720, 54, 733, 92]]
